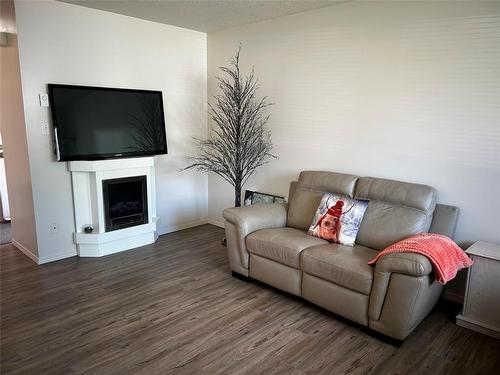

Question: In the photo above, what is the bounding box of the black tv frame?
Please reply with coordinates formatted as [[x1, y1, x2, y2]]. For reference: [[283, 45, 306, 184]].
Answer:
[[48, 83, 168, 161]]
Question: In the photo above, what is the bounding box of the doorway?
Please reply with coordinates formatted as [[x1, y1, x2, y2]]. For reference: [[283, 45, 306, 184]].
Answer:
[[0, 133, 11, 245]]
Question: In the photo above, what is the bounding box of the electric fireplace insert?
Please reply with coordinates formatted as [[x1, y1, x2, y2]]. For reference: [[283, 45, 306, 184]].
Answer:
[[102, 175, 148, 232]]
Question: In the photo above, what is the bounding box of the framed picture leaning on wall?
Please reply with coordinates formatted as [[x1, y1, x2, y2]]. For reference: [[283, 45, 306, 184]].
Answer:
[[244, 190, 286, 206]]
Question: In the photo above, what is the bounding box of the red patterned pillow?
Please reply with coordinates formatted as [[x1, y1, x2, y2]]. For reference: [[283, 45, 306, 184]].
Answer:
[[308, 193, 368, 246]]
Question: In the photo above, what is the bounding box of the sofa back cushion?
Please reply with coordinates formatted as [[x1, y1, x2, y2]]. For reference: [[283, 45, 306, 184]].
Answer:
[[287, 171, 359, 231], [354, 177, 437, 250]]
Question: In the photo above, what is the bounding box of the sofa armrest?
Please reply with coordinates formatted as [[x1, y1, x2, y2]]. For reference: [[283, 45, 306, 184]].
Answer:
[[374, 253, 433, 277], [368, 272, 442, 340], [223, 203, 288, 234], [223, 203, 287, 276], [369, 252, 439, 331]]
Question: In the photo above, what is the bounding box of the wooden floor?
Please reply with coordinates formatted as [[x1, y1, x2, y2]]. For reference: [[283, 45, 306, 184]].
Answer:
[[1, 225, 499, 375]]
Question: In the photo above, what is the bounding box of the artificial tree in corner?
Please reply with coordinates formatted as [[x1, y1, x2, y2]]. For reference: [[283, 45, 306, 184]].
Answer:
[[183, 46, 276, 207]]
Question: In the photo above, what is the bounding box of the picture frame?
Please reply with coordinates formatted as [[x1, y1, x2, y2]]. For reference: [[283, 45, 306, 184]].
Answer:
[[244, 190, 286, 206]]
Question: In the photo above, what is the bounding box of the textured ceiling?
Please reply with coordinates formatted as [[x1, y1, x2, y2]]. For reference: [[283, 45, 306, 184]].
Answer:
[[59, 0, 344, 32]]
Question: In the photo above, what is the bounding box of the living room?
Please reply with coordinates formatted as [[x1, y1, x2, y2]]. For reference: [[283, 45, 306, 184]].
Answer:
[[0, 0, 499, 374]]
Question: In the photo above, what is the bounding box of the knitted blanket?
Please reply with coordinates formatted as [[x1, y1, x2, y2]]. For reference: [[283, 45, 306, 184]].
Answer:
[[368, 233, 473, 285]]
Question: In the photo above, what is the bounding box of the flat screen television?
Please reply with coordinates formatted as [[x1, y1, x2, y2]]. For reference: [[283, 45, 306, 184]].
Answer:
[[48, 84, 167, 161]]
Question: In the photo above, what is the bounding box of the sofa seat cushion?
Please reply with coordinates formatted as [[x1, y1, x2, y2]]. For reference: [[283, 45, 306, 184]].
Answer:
[[301, 244, 378, 295], [246, 227, 328, 269]]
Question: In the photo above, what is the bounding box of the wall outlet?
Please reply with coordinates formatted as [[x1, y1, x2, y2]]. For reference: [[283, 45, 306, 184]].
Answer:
[[41, 122, 50, 135], [39, 94, 49, 107], [50, 222, 58, 234]]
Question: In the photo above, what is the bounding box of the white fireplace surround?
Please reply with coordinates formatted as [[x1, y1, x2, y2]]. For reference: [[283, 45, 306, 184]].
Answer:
[[68, 157, 159, 257]]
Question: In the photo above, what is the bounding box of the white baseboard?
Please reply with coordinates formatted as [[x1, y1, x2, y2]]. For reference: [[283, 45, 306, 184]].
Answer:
[[38, 250, 78, 264], [157, 219, 210, 236], [11, 238, 39, 264], [456, 314, 500, 339], [13, 238, 78, 264], [207, 218, 224, 228]]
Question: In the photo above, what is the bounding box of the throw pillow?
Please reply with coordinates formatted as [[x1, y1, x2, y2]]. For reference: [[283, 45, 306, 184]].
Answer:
[[308, 193, 368, 246]]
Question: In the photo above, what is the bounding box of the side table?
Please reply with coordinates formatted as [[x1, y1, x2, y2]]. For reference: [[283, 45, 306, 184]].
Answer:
[[456, 241, 500, 339]]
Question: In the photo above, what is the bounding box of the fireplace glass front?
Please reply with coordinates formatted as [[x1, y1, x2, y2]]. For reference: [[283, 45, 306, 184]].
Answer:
[[102, 175, 148, 232]]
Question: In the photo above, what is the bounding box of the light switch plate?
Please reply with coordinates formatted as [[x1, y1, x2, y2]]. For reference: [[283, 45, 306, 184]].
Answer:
[[39, 94, 49, 107]]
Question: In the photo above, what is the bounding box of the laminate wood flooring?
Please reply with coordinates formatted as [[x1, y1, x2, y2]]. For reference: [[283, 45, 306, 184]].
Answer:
[[1, 224, 499, 375]]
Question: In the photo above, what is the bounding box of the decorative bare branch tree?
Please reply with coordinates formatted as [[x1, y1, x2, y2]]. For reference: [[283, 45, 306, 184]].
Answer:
[[183, 46, 276, 207]]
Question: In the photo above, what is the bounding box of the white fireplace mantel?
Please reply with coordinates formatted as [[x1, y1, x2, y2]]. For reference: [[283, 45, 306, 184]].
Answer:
[[68, 157, 159, 257]]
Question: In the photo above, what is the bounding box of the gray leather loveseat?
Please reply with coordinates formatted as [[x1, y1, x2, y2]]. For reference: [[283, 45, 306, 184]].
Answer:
[[223, 171, 459, 340]]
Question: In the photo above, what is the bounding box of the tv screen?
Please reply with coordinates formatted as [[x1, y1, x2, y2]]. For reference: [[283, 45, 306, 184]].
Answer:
[[48, 84, 167, 161]]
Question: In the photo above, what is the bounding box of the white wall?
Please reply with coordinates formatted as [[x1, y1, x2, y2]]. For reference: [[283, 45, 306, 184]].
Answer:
[[0, 0, 38, 258], [14, 0, 207, 263], [207, 1, 500, 246], [9, 0, 500, 266]]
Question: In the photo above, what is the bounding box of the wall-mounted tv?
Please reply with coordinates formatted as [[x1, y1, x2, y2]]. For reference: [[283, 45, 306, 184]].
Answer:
[[48, 84, 167, 161]]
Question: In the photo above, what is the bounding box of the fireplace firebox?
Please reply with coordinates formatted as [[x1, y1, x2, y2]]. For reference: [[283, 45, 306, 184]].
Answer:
[[102, 176, 148, 232]]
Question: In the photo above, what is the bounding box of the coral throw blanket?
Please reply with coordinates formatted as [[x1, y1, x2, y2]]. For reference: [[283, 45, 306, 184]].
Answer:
[[368, 233, 473, 285]]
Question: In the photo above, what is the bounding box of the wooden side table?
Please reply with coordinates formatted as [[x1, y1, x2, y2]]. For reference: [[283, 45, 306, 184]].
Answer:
[[456, 241, 500, 339]]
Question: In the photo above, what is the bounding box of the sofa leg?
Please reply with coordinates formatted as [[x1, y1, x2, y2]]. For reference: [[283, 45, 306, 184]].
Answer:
[[380, 335, 404, 347], [369, 330, 405, 347], [232, 271, 251, 282]]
